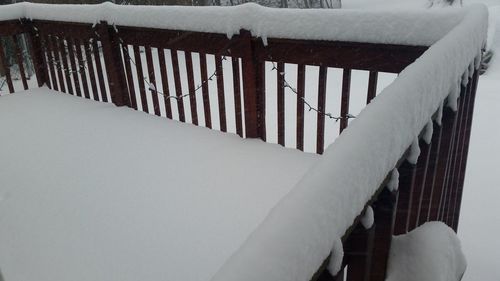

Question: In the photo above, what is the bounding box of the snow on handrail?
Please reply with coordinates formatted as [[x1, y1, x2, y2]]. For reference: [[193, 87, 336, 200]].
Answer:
[[1, 2, 465, 46], [210, 4, 487, 281]]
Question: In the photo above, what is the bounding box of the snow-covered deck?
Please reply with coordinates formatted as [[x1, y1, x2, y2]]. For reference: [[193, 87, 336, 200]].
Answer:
[[0, 88, 317, 281]]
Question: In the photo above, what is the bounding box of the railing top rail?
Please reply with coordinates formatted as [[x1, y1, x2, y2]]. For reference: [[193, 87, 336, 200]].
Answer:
[[210, 4, 488, 281], [1, 2, 467, 46]]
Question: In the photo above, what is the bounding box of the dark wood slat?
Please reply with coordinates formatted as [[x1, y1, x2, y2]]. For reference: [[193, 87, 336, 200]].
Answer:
[[170, 49, 185, 122], [277, 62, 285, 146], [394, 160, 417, 235], [92, 39, 108, 102], [26, 23, 49, 88], [122, 44, 137, 109], [184, 51, 198, 125], [232, 57, 243, 137], [74, 38, 90, 99], [157, 48, 172, 118], [296, 64, 306, 151], [66, 38, 81, 97], [44, 34, 59, 91], [316, 66, 327, 154], [0, 38, 14, 93], [340, 68, 351, 133], [215, 55, 227, 132], [367, 71, 378, 104], [407, 139, 432, 230], [33, 20, 95, 39], [51, 35, 66, 93], [257, 60, 266, 141], [199, 53, 211, 128], [145, 46, 161, 116], [12, 35, 28, 90], [83, 39, 99, 101], [58, 37, 74, 95], [0, 20, 25, 37], [133, 45, 149, 113]]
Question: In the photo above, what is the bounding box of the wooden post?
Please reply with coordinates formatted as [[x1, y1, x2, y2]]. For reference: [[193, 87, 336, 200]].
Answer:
[[97, 21, 130, 107], [240, 29, 262, 139], [345, 222, 375, 281]]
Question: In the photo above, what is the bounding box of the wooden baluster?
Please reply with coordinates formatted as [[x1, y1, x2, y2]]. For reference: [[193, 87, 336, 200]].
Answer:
[[340, 68, 351, 133], [366, 71, 378, 104], [296, 64, 306, 151], [199, 53, 211, 128], [407, 139, 432, 230], [277, 62, 285, 146], [145, 46, 161, 116], [394, 160, 417, 235], [185, 51, 198, 124], [232, 57, 243, 137], [12, 35, 28, 90], [74, 39, 90, 99], [67, 38, 81, 97], [51, 35, 66, 93], [83, 39, 99, 101], [58, 37, 74, 95], [316, 66, 327, 154], [345, 219, 375, 281], [44, 34, 59, 91], [26, 21, 49, 88], [170, 49, 185, 122], [121, 44, 137, 109], [158, 48, 172, 118], [92, 39, 108, 102], [0, 37, 14, 93], [133, 45, 148, 112], [215, 55, 227, 132]]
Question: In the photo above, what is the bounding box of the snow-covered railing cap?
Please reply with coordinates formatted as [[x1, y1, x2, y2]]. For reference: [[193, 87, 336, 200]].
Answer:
[[210, 4, 487, 281], [0, 2, 468, 46]]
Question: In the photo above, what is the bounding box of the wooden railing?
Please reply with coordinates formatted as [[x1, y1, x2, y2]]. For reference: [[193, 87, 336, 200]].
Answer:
[[0, 6, 483, 281]]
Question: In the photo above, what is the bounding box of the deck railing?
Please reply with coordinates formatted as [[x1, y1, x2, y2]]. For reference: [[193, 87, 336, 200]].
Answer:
[[0, 3, 487, 281]]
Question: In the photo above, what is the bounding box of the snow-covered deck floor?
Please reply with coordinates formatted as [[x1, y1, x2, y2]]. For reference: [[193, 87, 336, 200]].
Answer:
[[0, 88, 318, 281]]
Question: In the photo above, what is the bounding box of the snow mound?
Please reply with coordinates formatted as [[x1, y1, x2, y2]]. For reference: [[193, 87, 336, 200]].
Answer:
[[386, 222, 467, 281], [0, 2, 466, 46]]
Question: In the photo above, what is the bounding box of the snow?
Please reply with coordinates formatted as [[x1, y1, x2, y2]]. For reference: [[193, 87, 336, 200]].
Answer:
[[360, 206, 374, 229], [210, 5, 487, 281], [422, 120, 434, 144], [326, 238, 344, 276], [0, 2, 467, 46], [386, 222, 467, 281], [407, 137, 421, 164], [0, 88, 318, 281], [387, 169, 400, 192]]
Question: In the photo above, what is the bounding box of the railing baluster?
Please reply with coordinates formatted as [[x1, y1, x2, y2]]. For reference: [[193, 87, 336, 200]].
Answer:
[[52, 35, 66, 93], [58, 37, 74, 95], [84, 39, 99, 101], [277, 61, 285, 146], [407, 139, 432, 230], [122, 44, 137, 109], [345, 221, 375, 281], [394, 160, 417, 235], [199, 53, 212, 127], [215, 55, 227, 132], [170, 49, 185, 122], [0, 37, 14, 93], [232, 57, 243, 137], [185, 51, 198, 124], [366, 71, 378, 104], [92, 39, 108, 102], [340, 68, 351, 133], [296, 64, 305, 151], [44, 34, 59, 91], [12, 35, 28, 90], [158, 48, 172, 118], [145, 46, 160, 116], [67, 38, 81, 97], [74, 39, 90, 99], [316, 66, 327, 154], [133, 45, 148, 112]]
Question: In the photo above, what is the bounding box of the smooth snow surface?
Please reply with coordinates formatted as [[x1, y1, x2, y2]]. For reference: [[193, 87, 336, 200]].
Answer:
[[0, 89, 318, 281], [0, 2, 467, 46], [386, 222, 466, 281]]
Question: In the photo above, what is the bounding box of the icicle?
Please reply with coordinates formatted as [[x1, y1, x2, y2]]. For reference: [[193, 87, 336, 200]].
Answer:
[[327, 238, 344, 276], [387, 169, 400, 192], [436, 102, 444, 126], [461, 68, 469, 87], [474, 50, 482, 70], [446, 82, 459, 111], [361, 206, 374, 229], [423, 120, 434, 144], [407, 136, 421, 164]]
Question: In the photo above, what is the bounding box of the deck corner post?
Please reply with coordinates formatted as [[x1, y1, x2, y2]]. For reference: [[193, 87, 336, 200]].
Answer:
[[97, 21, 130, 107], [239, 29, 264, 139]]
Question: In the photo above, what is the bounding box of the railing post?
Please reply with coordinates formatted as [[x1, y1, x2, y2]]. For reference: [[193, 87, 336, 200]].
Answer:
[[344, 221, 375, 281], [240, 29, 264, 139], [97, 21, 130, 107]]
